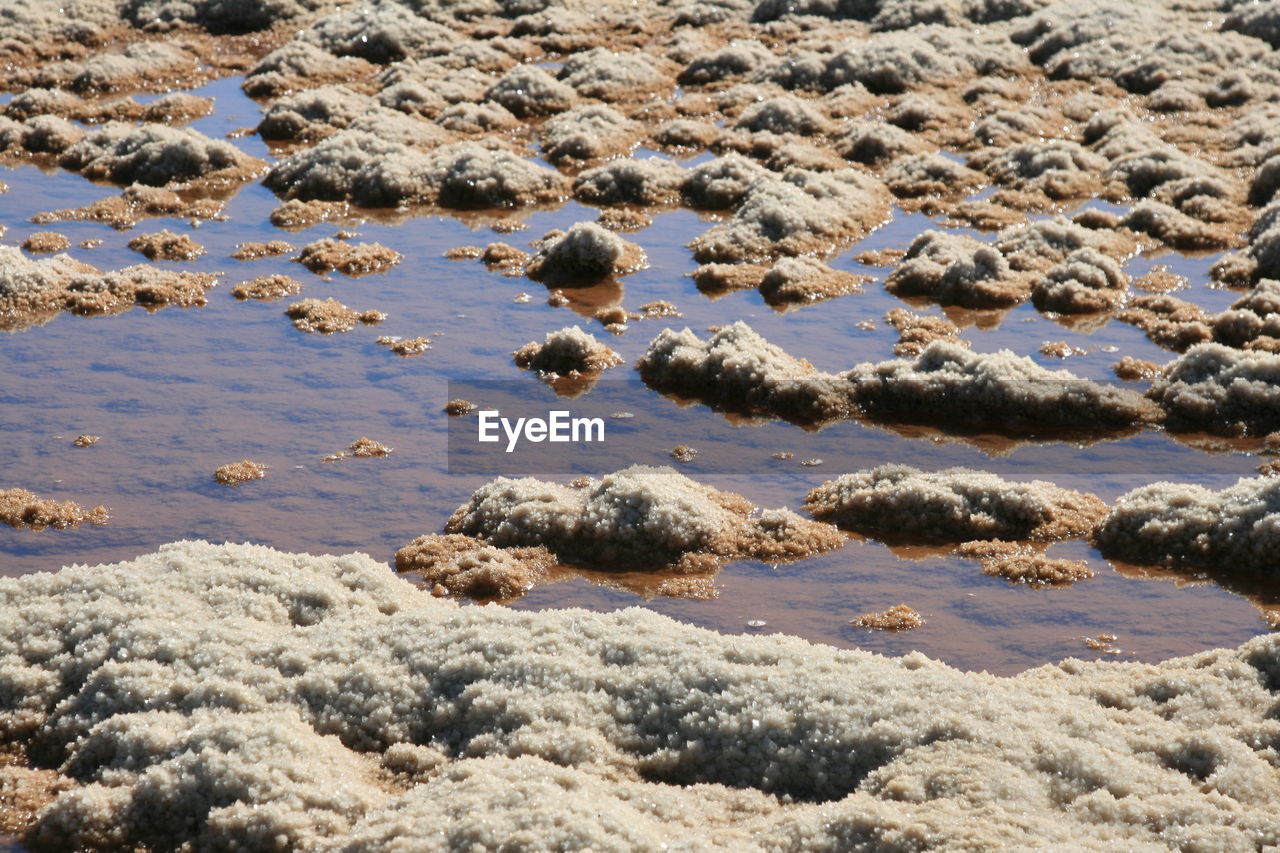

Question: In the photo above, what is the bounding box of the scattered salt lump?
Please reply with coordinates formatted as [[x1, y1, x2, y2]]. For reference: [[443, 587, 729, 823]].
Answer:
[[513, 325, 623, 376], [0, 245, 215, 332], [57, 123, 263, 186], [445, 464, 843, 569], [639, 322, 1157, 432], [265, 136, 568, 208], [1148, 343, 1280, 435], [804, 464, 1107, 542], [5, 540, 1280, 850], [1095, 476, 1280, 575], [526, 221, 646, 284], [396, 533, 553, 599]]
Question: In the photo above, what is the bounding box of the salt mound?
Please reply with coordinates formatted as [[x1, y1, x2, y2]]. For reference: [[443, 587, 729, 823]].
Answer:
[[757, 256, 866, 307], [1095, 475, 1280, 575], [5, 540, 1280, 850], [688, 169, 890, 262], [678, 39, 773, 85], [637, 321, 854, 425], [300, 0, 459, 63], [485, 64, 577, 117], [0, 115, 84, 156], [733, 95, 833, 136], [981, 140, 1105, 199], [804, 464, 1107, 542], [1149, 343, 1280, 435], [573, 158, 684, 205], [558, 48, 670, 100], [395, 533, 553, 599], [512, 325, 623, 376], [446, 464, 843, 569], [58, 123, 262, 187], [526, 222, 646, 285], [123, 0, 323, 33], [680, 154, 769, 209], [266, 136, 568, 208], [886, 230, 1023, 309], [538, 104, 640, 164], [845, 340, 1160, 433], [1030, 248, 1128, 314]]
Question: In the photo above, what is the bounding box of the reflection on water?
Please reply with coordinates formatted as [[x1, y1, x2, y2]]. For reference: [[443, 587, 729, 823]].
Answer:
[[0, 78, 1274, 676]]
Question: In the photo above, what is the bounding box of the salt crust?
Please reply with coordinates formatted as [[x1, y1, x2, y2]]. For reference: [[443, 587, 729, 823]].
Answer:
[[512, 325, 624, 376], [1096, 475, 1280, 575], [805, 464, 1107, 542], [57, 123, 263, 187], [445, 464, 843, 570], [1149, 343, 1280, 435], [639, 321, 1159, 431], [526, 222, 646, 284], [5, 540, 1280, 850]]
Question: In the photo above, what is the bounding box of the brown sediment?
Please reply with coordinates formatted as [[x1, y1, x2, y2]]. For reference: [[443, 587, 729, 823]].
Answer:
[[357, 310, 386, 325], [269, 199, 349, 229], [638, 300, 681, 319], [0, 488, 108, 530], [690, 263, 768, 297], [955, 540, 1097, 588], [1259, 460, 1280, 478], [20, 232, 69, 254], [376, 336, 431, 356], [595, 208, 652, 232], [295, 239, 402, 277], [231, 275, 302, 302], [444, 246, 483, 260], [32, 185, 225, 230], [444, 465, 844, 572], [284, 298, 360, 334], [1113, 357, 1160, 382], [854, 248, 906, 267], [0, 746, 70, 837], [213, 460, 267, 486], [1133, 268, 1187, 294], [513, 326, 623, 377], [396, 534, 555, 601], [850, 604, 924, 632], [127, 229, 205, 261], [806, 464, 1108, 544], [480, 242, 529, 274], [444, 399, 475, 416], [884, 308, 965, 357], [670, 445, 698, 463], [231, 241, 294, 261]]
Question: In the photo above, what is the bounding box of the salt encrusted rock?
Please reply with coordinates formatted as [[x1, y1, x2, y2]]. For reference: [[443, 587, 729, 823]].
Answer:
[[885, 308, 966, 356], [258, 86, 391, 142], [558, 48, 670, 100], [757, 256, 866, 307], [122, 0, 323, 33], [805, 464, 1107, 542], [815, 25, 1029, 94], [678, 39, 773, 85], [28, 42, 198, 94], [836, 120, 923, 164], [213, 460, 268, 486], [573, 158, 685, 205], [243, 41, 374, 97], [1095, 475, 1280, 575], [1149, 343, 1280, 435], [446, 464, 843, 569], [0, 245, 216, 332], [231, 275, 302, 301], [265, 136, 568, 208], [0, 488, 108, 530], [512, 325, 624, 376], [58, 123, 262, 187], [688, 169, 891, 262], [300, 0, 460, 63], [845, 340, 1160, 433], [526, 222, 646, 285], [994, 215, 1133, 272], [1030, 248, 1128, 314], [435, 102, 521, 134], [680, 154, 769, 209], [396, 534, 554, 600], [733, 95, 833, 137], [0, 0, 119, 63], [884, 153, 984, 197], [8, 539, 1280, 849], [485, 64, 577, 117], [538, 105, 640, 165], [1120, 200, 1238, 252], [980, 140, 1105, 199], [1224, 0, 1280, 48], [886, 231, 1022, 309], [0, 115, 85, 156]]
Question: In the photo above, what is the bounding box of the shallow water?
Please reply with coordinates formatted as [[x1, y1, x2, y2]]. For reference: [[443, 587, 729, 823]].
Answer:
[[0, 76, 1273, 676]]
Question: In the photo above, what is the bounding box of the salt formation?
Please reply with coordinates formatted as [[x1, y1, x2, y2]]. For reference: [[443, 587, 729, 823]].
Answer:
[[485, 64, 577, 117], [526, 222, 646, 285], [33, 185, 224, 231], [513, 326, 623, 377], [1030, 248, 1128, 314], [850, 604, 924, 631], [213, 460, 267, 486], [285, 298, 363, 334], [0, 488, 107, 530], [836, 120, 922, 164], [757, 257, 866, 307], [979, 140, 1104, 199], [57, 123, 262, 187], [266, 137, 568, 208], [126, 230, 204, 262], [445, 465, 843, 570], [953, 540, 1097, 588], [26, 42, 198, 94], [573, 158, 684, 206], [805, 464, 1107, 542], [558, 48, 670, 100], [538, 105, 640, 164], [5, 541, 1280, 851], [680, 154, 769, 209], [1148, 343, 1280, 435], [395, 534, 554, 599], [688, 169, 890, 262], [884, 153, 983, 198], [1095, 475, 1280, 574], [886, 231, 1021, 308], [230, 241, 293, 261], [0, 115, 84, 156], [20, 233, 70, 255], [295, 239, 403, 277], [733, 95, 833, 136], [884, 308, 965, 356], [300, 0, 459, 64], [231, 275, 301, 302], [123, 0, 325, 33], [0, 246, 215, 331], [243, 42, 373, 97]]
